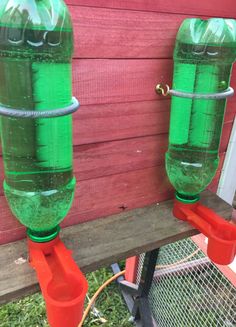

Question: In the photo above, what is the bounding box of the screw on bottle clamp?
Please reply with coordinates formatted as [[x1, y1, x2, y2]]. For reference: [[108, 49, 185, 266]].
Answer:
[[155, 84, 234, 99], [0, 97, 79, 118]]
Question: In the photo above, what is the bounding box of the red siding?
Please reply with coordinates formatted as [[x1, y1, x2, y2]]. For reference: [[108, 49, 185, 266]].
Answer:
[[66, 0, 236, 18], [0, 2, 235, 244], [70, 6, 186, 59]]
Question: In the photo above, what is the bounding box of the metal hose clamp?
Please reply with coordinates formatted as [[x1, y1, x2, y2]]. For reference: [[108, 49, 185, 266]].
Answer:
[[156, 84, 234, 99], [0, 97, 80, 118]]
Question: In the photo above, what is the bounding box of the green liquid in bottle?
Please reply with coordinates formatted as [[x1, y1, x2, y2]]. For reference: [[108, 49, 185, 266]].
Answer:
[[166, 19, 236, 200], [0, 0, 75, 240]]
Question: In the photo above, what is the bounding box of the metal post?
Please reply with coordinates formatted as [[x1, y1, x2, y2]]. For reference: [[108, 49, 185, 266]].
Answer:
[[132, 249, 159, 326]]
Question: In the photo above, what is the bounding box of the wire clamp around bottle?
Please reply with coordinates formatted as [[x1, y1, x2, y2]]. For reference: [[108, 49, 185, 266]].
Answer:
[[156, 84, 234, 99], [0, 97, 80, 118]]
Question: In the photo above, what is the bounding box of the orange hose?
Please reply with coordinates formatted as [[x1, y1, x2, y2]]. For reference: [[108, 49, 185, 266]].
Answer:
[[79, 248, 200, 326], [155, 248, 200, 269], [78, 270, 125, 327]]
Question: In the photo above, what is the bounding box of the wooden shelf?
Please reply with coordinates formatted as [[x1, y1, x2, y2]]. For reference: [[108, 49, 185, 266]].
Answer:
[[0, 191, 232, 305]]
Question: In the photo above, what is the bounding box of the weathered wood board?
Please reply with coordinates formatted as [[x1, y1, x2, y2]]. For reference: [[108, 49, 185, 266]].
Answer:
[[0, 191, 232, 305]]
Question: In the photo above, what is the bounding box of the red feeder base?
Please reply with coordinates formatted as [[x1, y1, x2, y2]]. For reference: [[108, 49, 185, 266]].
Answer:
[[28, 236, 88, 327], [173, 199, 236, 265]]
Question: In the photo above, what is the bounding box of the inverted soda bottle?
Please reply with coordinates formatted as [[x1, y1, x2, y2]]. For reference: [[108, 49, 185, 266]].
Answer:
[[0, 0, 75, 241], [166, 18, 236, 201]]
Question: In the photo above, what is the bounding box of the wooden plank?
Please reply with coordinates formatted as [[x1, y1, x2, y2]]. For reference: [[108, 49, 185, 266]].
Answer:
[[0, 60, 234, 246], [70, 6, 185, 59], [72, 58, 173, 105], [0, 98, 233, 198], [0, 190, 232, 304], [0, 80, 230, 243], [0, 153, 227, 246], [0, 122, 231, 188], [0, 101, 233, 155], [72, 139, 227, 182], [73, 134, 167, 180], [72, 99, 235, 145], [0, 134, 167, 189], [1, 123, 231, 181], [0, 145, 226, 194], [66, 0, 236, 18], [0, 166, 173, 245], [0, 134, 167, 187], [71, 59, 236, 106], [73, 99, 170, 145]]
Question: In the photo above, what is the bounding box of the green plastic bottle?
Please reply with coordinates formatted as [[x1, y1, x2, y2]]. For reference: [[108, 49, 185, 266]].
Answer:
[[0, 0, 75, 241], [166, 18, 236, 202]]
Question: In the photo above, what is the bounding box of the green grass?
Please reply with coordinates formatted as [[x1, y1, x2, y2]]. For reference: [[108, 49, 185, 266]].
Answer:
[[0, 266, 133, 327]]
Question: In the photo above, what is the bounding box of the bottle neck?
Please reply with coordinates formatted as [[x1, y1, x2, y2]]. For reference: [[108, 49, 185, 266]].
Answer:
[[175, 192, 200, 204], [27, 225, 60, 243]]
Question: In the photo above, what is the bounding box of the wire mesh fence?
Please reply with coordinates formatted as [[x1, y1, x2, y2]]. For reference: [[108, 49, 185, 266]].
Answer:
[[136, 253, 145, 285], [139, 238, 236, 327]]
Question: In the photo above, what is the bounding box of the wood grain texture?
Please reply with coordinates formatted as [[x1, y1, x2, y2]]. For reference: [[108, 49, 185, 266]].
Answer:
[[0, 190, 232, 304], [70, 6, 185, 59], [0, 58, 234, 244], [0, 134, 166, 188], [0, 165, 173, 245], [72, 99, 236, 145], [0, 130, 230, 186], [0, 57, 234, 148], [0, 154, 226, 246], [66, 0, 236, 18], [72, 59, 236, 106], [72, 59, 173, 105], [73, 99, 170, 145]]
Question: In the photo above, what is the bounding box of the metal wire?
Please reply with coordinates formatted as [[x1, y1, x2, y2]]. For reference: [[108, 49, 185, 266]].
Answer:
[[0, 97, 79, 118], [147, 238, 236, 327], [156, 83, 234, 99], [136, 253, 145, 285], [169, 87, 234, 99]]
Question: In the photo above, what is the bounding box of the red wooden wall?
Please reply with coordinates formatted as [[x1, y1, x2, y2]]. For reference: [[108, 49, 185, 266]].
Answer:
[[0, 1, 236, 244]]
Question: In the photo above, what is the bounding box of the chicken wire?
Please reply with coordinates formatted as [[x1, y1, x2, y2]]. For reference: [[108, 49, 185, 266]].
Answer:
[[136, 253, 145, 285], [147, 238, 236, 327]]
